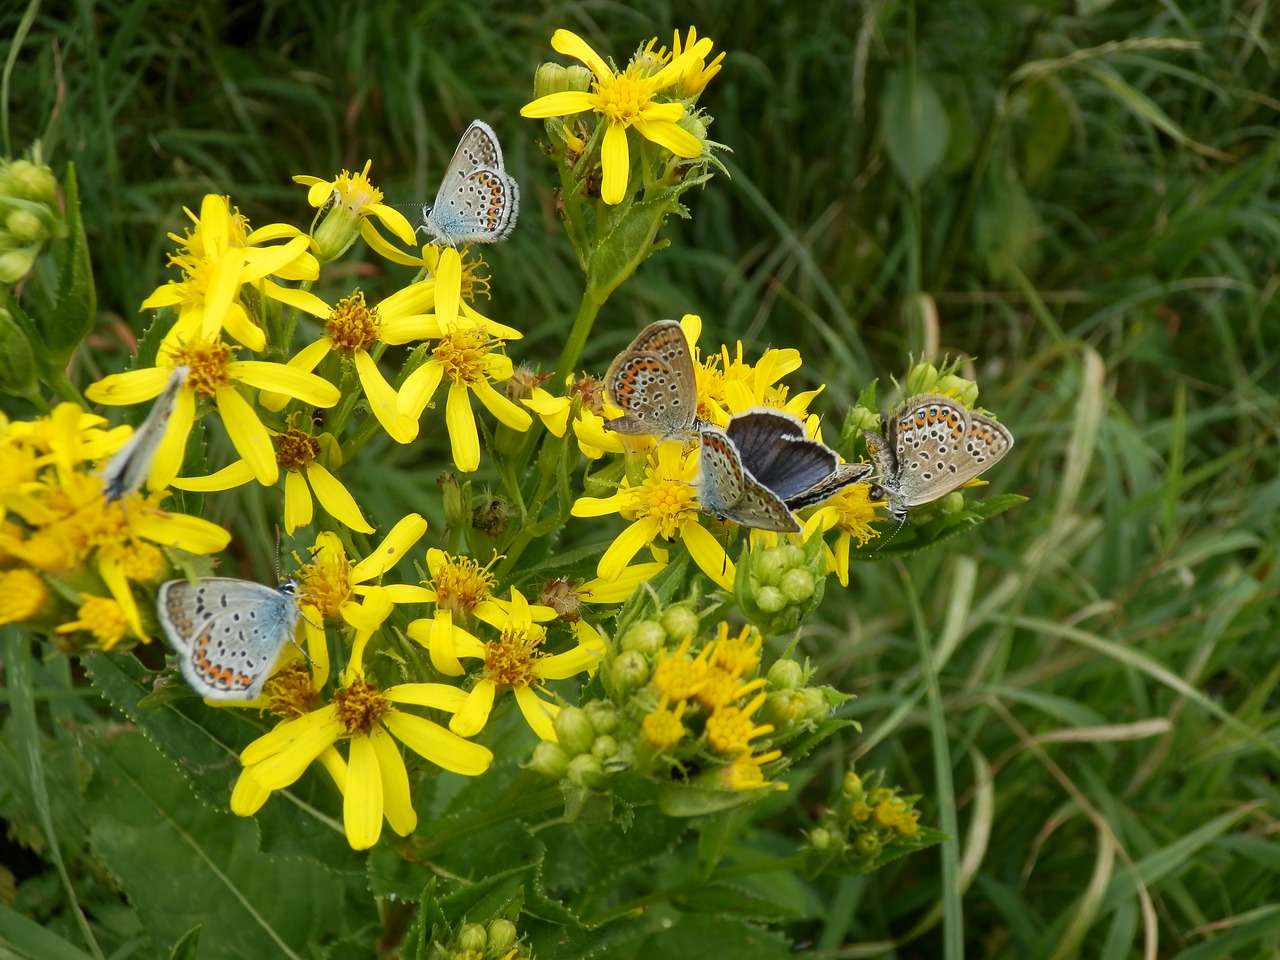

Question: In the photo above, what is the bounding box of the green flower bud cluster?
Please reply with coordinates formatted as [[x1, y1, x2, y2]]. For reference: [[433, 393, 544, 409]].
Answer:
[[734, 535, 827, 636], [0, 156, 61, 288], [803, 767, 934, 876], [433, 917, 525, 960], [529, 606, 845, 810]]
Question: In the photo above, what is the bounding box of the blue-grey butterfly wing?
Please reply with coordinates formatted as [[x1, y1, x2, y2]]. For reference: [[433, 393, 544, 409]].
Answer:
[[101, 366, 189, 502], [725, 408, 839, 502], [424, 120, 518, 245], [784, 461, 873, 510], [698, 428, 800, 533], [158, 578, 300, 701]]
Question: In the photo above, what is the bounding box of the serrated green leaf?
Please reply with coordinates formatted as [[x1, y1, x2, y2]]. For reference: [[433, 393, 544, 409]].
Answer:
[[670, 882, 805, 922], [657, 782, 775, 818], [43, 163, 95, 364]]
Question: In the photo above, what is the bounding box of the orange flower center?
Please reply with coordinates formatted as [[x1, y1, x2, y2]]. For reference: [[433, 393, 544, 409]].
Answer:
[[430, 554, 496, 618], [484, 626, 543, 688], [167, 341, 233, 397], [326, 292, 379, 352], [296, 548, 353, 622], [433, 326, 496, 387], [624, 469, 698, 539], [569, 375, 605, 414], [263, 663, 322, 718], [334, 677, 389, 736], [275, 429, 321, 471]]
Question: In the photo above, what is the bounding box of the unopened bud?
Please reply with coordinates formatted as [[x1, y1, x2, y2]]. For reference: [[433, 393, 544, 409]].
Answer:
[[590, 735, 617, 760], [486, 919, 518, 955], [457, 923, 487, 953], [755, 586, 786, 613], [779, 568, 815, 604], [0, 247, 37, 285], [766, 658, 804, 690], [553, 706, 595, 756], [935, 374, 979, 408], [4, 160, 58, 202], [761, 689, 808, 730], [5, 209, 47, 244], [610, 650, 650, 696], [620, 620, 665, 656], [659, 605, 698, 642], [566, 753, 607, 790], [528, 740, 570, 780], [904, 361, 940, 397], [583, 699, 619, 735]]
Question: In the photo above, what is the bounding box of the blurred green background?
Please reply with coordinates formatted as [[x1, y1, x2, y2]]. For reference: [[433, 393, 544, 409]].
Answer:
[[5, 0, 1280, 957]]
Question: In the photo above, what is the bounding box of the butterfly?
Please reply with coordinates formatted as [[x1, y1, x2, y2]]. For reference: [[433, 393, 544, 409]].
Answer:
[[696, 426, 800, 533], [724, 408, 872, 509], [864, 393, 1014, 523], [101, 366, 189, 502], [421, 120, 519, 246], [604, 320, 701, 442], [157, 577, 302, 701]]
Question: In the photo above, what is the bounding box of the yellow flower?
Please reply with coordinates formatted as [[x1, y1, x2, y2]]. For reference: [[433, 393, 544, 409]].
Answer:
[[521, 373, 625, 460], [411, 587, 603, 742], [711, 749, 785, 792], [520, 29, 712, 204], [705, 692, 773, 755], [294, 519, 427, 626], [293, 160, 418, 263], [171, 421, 372, 536], [803, 484, 880, 587], [142, 194, 319, 352], [0, 569, 48, 624], [640, 696, 687, 751], [54, 594, 130, 650], [85, 339, 340, 489], [571, 442, 734, 591], [395, 324, 532, 471], [232, 593, 491, 851], [671, 27, 724, 97]]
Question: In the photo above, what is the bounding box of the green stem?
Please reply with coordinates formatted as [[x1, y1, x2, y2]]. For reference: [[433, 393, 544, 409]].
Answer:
[[46, 366, 89, 409], [552, 287, 605, 390]]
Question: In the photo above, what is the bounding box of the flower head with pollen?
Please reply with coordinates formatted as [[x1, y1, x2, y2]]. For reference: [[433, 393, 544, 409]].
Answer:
[[805, 483, 880, 587], [231, 608, 492, 851], [293, 519, 427, 627], [521, 29, 715, 204], [571, 442, 735, 591], [522, 373, 626, 460], [86, 339, 340, 489], [705, 691, 773, 755], [410, 587, 603, 742], [171, 417, 373, 535], [293, 160, 418, 263], [395, 324, 532, 472], [143, 194, 319, 352]]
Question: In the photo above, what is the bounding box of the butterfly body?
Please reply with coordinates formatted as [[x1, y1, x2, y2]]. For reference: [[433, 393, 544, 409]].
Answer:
[[604, 320, 701, 441], [422, 120, 519, 246], [865, 393, 1013, 523], [157, 577, 301, 700]]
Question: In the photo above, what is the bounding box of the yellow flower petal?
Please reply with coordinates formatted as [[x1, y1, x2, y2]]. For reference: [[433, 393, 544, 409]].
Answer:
[[260, 338, 333, 413], [242, 711, 345, 790], [472, 379, 532, 431], [169, 459, 256, 492], [85, 367, 174, 405], [344, 734, 383, 850], [306, 462, 373, 533], [129, 511, 231, 555], [216, 386, 278, 485], [383, 681, 470, 713], [550, 29, 613, 81], [520, 90, 599, 119], [361, 218, 423, 266], [513, 686, 559, 742], [446, 382, 480, 473], [148, 387, 195, 490], [600, 121, 630, 205], [598, 518, 658, 580], [382, 584, 434, 604], [230, 768, 271, 816], [683, 521, 736, 591], [371, 723, 416, 837], [283, 469, 313, 534], [397, 358, 445, 420], [260, 280, 331, 318], [433, 246, 461, 332], [381, 710, 493, 776], [448, 679, 495, 738], [366, 203, 418, 245], [222, 302, 266, 352], [350, 513, 427, 582], [633, 117, 702, 158], [580, 562, 667, 603], [570, 491, 630, 517], [354, 349, 417, 444], [229, 360, 340, 408], [539, 643, 603, 681]]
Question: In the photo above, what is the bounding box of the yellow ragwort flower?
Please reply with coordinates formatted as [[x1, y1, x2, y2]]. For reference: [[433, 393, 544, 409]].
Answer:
[[86, 339, 340, 489], [520, 29, 713, 204], [54, 594, 130, 651], [803, 483, 880, 587], [143, 194, 319, 352], [293, 160, 418, 263]]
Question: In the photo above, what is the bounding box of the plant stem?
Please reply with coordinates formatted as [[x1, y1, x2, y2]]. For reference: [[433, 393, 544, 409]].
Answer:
[[552, 287, 604, 390]]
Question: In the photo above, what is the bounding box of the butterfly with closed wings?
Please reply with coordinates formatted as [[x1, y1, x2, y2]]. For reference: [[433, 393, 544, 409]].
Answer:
[[421, 120, 519, 246]]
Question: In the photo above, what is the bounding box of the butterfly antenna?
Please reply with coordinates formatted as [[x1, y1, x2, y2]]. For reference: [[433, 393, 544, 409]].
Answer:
[[871, 515, 907, 556]]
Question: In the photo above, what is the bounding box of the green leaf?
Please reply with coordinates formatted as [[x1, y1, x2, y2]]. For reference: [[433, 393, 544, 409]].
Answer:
[[83, 728, 361, 960], [0, 904, 96, 960], [670, 882, 805, 922], [42, 162, 95, 365], [656, 782, 775, 818], [881, 69, 950, 189]]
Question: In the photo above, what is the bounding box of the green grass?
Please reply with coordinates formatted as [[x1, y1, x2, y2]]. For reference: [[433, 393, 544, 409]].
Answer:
[[3, 0, 1279, 957]]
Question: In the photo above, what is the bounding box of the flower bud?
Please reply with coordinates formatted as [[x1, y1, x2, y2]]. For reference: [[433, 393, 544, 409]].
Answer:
[[604, 741, 635, 774], [620, 620, 665, 655], [752, 546, 789, 586], [486, 919, 518, 956], [583, 699, 619, 735], [3, 159, 58, 202], [938, 490, 966, 514], [310, 201, 363, 264], [779, 568, 815, 604], [797, 686, 831, 724], [935, 374, 979, 408], [552, 706, 595, 756], [659, 605, 698, 642], [905, 361, 940, 397], [842, 770, 864, 801], [609, 650, 650, 696], [528, 740, 570, 780], [438, 472, 467, 530], [755, 586, 787, 613], [590, 734, 618, 760], [533, 62, 593, 98], [0, 247, 37, 285], [766, 658, 804, 690], [853, 832, 882, 858], [5, 209, 47, 244], [0, 308, 40, 398], [457, 923, 487, 953], [760, 689, 807, 730], [566, 753, 607, 791], [806, 827, 836, 851]]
